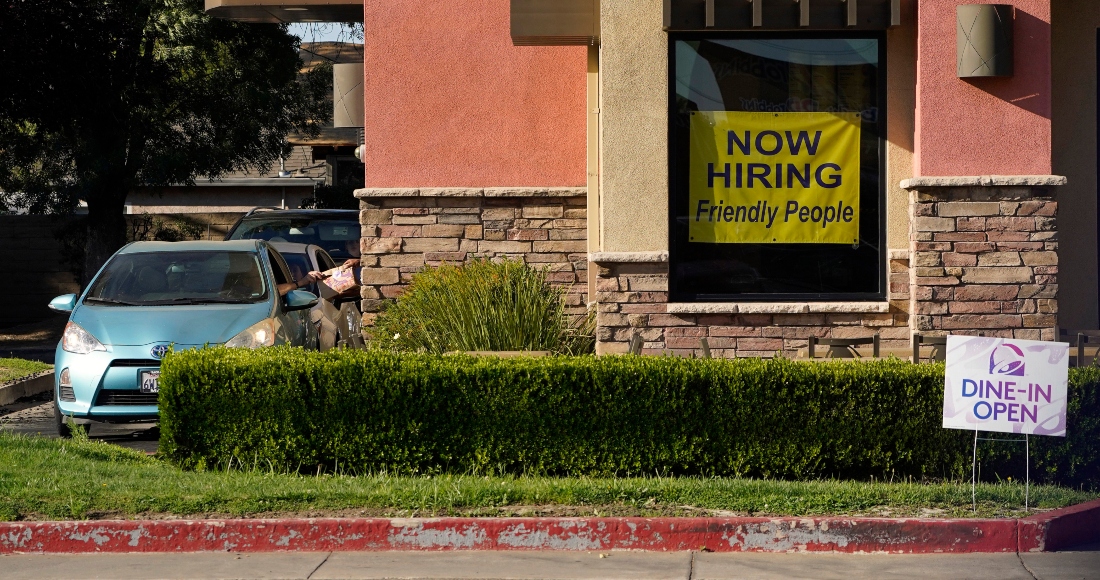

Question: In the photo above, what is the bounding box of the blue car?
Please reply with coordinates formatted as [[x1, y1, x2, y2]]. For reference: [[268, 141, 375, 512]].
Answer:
[[47, 240, 319, 437]]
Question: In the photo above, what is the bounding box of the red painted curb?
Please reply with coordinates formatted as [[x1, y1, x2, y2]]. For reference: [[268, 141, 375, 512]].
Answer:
[[3, 499, 1094, 555], [1019, 497, 1100, 552], [0, 516, 1019, 554]]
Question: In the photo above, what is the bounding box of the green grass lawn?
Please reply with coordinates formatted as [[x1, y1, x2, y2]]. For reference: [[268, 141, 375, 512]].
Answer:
[[1, 433, 1094, 521], [0, 357, 52, 383]]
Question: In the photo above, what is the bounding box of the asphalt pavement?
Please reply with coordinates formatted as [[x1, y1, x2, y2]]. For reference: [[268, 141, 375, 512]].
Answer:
[[1, 549, 1099, 579], [0, 320, 164, 450], [0, 391, 159, 453]]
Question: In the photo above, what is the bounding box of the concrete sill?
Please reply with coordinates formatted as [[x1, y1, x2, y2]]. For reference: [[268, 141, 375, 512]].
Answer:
[[354, 187, 587, 199], [900, 175, 1067, 190], [589, 251, 669, 264], [667, 302, 892, 315]]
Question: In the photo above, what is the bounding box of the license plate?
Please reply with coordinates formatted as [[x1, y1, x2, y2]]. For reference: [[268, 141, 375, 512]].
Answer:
[[139, 370, 160, 394]]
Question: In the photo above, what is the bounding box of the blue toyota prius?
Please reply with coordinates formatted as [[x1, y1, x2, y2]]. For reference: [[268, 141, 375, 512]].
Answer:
[[48, 240, 319, 437]]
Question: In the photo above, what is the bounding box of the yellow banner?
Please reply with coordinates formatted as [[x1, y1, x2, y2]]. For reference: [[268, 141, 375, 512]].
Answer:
[[688, 111, 861, 244]]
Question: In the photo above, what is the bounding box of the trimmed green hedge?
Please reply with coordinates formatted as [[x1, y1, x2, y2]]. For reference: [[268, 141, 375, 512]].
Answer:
[[159, 348, 1100, 487]]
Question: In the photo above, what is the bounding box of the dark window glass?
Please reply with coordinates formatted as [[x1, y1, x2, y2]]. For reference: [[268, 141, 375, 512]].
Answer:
[[280, 251, 318, 295], [229, 217, 362, 261], [266, 250, 291, 286], [84, 252, 266, 306], [316, 249, 336, 271], [669, 36, 885, 301]]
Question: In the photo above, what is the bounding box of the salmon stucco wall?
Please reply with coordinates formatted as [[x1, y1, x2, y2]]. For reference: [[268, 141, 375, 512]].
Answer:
[[915, 0, 1052, 176], [361, 0, 587, 188]]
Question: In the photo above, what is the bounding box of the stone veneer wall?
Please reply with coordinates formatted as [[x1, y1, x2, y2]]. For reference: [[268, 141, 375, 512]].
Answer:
[[353, 188, 589, 326], [904, 177, 1064, 340], [353, 178, 1063, 355], [592, 253, 912, 357]]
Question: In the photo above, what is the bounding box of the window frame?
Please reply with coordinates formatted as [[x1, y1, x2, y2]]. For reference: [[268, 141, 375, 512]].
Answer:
[[666, 31, 888, 303]]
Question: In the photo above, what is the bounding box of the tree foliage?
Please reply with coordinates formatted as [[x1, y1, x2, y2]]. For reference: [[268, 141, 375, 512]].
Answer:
[[0, 0, 329, 280]]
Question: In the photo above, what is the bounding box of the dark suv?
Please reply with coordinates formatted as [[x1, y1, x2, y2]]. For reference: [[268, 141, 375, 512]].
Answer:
[[224, 208, 361, 263]]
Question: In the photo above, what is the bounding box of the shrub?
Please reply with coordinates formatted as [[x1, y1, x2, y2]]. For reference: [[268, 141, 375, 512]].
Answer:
[[159, 348, 1100, 488], [369, 259, 594, 354]]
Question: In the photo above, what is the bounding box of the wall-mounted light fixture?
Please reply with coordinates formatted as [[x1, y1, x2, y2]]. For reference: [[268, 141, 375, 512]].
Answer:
[[957, 4, 1014, 78], [333, 63, 363, 128]]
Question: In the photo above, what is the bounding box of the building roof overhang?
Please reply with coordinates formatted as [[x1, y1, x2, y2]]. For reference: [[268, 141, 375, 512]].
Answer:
[[204, 0, 362, 24], [664, 0, 901, 31]]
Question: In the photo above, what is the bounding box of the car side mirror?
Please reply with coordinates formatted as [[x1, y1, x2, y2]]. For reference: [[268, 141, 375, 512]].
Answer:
[[285, 290, 318, 311], [49, 294, 78, 313]]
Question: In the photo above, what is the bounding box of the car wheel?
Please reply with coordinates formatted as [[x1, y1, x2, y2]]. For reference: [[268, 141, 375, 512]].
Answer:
[[53, 400, 72, 439]]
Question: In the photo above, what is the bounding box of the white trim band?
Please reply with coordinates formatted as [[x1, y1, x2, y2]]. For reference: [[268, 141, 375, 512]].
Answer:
[[354, 187, 587, 198], [589, 251, 669, 264], [667, 302, 892, 314], [900, 175, 1067, 189]]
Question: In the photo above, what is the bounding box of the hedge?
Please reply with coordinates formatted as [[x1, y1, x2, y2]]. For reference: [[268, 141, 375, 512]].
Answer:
[[158, 348, 1100, 487]]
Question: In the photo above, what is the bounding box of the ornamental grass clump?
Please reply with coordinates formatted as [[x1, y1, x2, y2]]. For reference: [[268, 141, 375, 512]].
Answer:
[[369, 259, 594, 354]]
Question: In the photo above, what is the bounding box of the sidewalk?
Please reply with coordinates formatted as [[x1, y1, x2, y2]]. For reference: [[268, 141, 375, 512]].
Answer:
[[2, 549, 1098, 579]]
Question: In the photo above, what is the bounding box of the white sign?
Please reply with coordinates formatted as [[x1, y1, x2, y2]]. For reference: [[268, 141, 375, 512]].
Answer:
[[943, 336, 1068, 437]]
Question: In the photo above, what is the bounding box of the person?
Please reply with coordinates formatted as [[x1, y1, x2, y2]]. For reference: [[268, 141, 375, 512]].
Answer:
[[339, 237, 361, 270], [276, 271, 320, 296], [308, 238, 361, 284]]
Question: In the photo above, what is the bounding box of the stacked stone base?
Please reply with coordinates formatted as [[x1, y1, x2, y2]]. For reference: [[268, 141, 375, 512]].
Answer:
[[594, 259, 910, 357], [354, 188, 589, 326], [905, 177, 1061, 340], [353, 178, 1062, 355]]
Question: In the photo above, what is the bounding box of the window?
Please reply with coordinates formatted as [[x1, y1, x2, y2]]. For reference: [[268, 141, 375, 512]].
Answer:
[[279, 251, 318, 295], [267, 250, 291, 287], [669, 35, 885, 301], [316, 249, 336, 271], [229, 217, 362, 261], [84, 252, 267, 306]]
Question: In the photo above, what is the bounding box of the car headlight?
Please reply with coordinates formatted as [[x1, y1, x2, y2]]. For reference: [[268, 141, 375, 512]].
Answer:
[[62, 322, 106, 354], [225, 319, 278, 349]]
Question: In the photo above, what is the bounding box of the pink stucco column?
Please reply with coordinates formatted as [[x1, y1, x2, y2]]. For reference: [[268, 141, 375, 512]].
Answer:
[[915, 0, 1052, 175]]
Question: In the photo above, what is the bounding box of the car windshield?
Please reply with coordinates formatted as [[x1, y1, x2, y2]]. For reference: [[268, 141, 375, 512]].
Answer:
[[84, 251, 267, 306], [228, 217, 361, 260]]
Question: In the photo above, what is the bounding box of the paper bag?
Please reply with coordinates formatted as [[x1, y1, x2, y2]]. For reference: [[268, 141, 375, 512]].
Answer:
[[322, 267, 358, 294]]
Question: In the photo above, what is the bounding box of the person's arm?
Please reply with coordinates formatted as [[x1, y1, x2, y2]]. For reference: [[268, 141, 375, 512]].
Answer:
[[277, 273, 318, 296]]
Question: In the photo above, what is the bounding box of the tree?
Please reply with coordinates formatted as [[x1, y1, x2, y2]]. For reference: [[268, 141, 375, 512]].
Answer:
[[0, 0, 329, 281]]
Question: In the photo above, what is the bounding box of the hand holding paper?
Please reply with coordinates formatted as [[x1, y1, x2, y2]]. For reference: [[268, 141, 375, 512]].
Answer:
[[321, 266, 358, 293]]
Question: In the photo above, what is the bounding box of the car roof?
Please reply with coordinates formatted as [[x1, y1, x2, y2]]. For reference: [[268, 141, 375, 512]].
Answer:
[[239, 209, 359, 220], [118, 240, 264, 254]]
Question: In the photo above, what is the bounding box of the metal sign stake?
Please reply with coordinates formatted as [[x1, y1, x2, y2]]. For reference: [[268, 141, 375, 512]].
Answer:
[[971, 430, 1032, 513], [972, 429, 978, 512]]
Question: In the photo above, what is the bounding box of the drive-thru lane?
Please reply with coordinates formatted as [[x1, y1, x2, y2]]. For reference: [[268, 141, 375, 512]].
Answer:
[[0, 393, 158, 453]]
